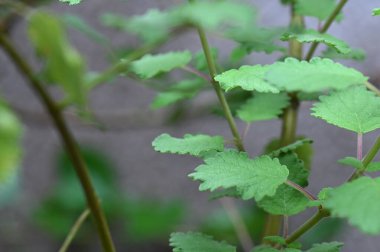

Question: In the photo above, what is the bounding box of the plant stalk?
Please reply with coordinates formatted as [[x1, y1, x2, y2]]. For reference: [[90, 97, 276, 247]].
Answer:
[[305, 0, 349, 60], [285, 209, 330, 244], [0, 34, 116, 252], [195, 26, 245, 152]]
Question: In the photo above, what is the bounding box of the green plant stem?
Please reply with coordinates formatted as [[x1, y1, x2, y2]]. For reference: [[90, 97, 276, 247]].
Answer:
[[285, 180, 316, 201], [195, 26, 245, 152], [366, 81, 380, 96], [305, 0, 349, 60], [0, 34, 116, 252], [285, 209, 330, 244], [59, 208, 91, 252], [349, 135, 380, 181]]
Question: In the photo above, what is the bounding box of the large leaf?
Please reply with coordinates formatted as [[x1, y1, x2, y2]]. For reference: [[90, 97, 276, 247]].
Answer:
[[325, 177, 380, 234], [131, 51, 192, 79], [281, 30, 351, 54], [170, 232, 236, 252], [237, 92, 289, 122], [28, 11, 87, 109], [265, 57, 367, 92], [306, 242, 343, 252], [215, 65, 279, 93], [258, 153, 310, 215], [152, 134, 224, 157], [172, 1, 256, 30], [190, 151, 289, 201], [321, 47, 366, 61], [311, 86, 380, 133], [295, 0, 339, 21]]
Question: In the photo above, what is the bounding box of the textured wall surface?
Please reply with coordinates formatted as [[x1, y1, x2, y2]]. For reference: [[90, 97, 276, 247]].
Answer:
[[0, 0, 380, 251]]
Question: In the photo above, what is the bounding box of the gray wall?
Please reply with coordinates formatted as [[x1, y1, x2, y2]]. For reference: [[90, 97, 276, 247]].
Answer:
[[1, 0, 380, 251]]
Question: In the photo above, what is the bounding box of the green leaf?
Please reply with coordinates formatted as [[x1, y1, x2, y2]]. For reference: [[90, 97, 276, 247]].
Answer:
[[372, 8, 380, 16], [172, 1, 256, 30], [281, 29, 351, 54], [215, 65, 279, 93], [295, 0, 339, 21], [131, 51, 192, 79], [265, 57, 367, 92], [268, 139, 313, 158], [28, 11, 87, 110], [151, 79, 204, 109], [321, 47, 366, 61], [227, 27, 286, 60], [59, 0, 81, 5], [252, 246, 301, 252], [306, 242, 343, 252], [263, 236, 301, 249], [170, 232, 236, 252], [258, 153, 310, 215], [311, 86, 380, 133], [325, 177, 380, 234], [190, 151, 289, 200], [367, 162, 380, 172], [338, 157, 363, 170], [62, 14, 108, 45], [194, 48, 218, 72], [124, 199, 184, 241], [237, 92, 290, 122], [0, 100, 22, 183], [152, 134, 224, 157]]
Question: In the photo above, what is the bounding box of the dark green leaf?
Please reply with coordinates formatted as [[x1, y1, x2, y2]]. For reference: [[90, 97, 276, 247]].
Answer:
[[170, 232, 236, 252]]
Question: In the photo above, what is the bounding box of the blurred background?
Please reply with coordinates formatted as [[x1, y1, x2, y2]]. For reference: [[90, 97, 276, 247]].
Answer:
[[0, 0, 380, 251]]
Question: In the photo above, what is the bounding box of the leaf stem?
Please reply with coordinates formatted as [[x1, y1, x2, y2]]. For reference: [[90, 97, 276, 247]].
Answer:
[[285, 209, 330, 244], [59, 208, 91, 252], [305, 0, 349, 60], [194, 25, 245, 152], [181, 65, 211, 81], [365, 81, 380, 96], [285, 180, 317, 201], [0, 34, 116, 252], [357, 133, 363, 161]]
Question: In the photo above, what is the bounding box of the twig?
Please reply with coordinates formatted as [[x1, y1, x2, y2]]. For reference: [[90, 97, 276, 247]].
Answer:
[[181, 65, 211, 81], [285, 180, 317, 201]]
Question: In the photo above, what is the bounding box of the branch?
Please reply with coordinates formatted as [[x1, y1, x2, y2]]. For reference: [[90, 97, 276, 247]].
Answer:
[[285, 180, 317, 201], [0, 34, 116, 252]]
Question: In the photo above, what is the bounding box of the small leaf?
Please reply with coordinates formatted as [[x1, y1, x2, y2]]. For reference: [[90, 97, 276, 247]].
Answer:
[[325, 177, 380, 234], [321, 47, 366, 61], [169, 232, 236, 252], [190, 151, 289, 201], [258, 153, 310, 215], [131, 51, 192, 79], [295, 0, 339, 21], [311, 86, 380, 133], [268, 139, 313, 158], [306, 242, 343, 252], [281, 29, 351, 54], [265, 57, 367, 92], [337, 157, 363, 170], [152, 134, 224, 157], [372, 8, 380, 16], [59, 0, 81, 5], [367, 162, 380, 172], [237, 92, 290, 123], [215, 65, 279, 93], [151, 79, 204, 109]]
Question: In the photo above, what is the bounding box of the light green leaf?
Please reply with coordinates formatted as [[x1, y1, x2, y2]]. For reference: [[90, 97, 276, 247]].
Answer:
[[237, 92, 290, 122], [215, 65, 279, 93], [131, 51, 192, 79], [172, 1, 256, 30], [190, 151, 289, 201], [367, 162, 380, 172], [151, 79, 204, 109], [152, 134, 224, 157], [281, 29, 351, 54], [170, 232, 236, 252], [321, 47, 366, 61], [311, 86, 380, 133], [306, 242, 343, 252], [268, 139, 313, 158], [59, 0, 81, 5], [338, 157, 363, 170], [265, 57, 367, 92], [372, 8, 380, 16], [258, 153, 310, 215], [28, 11, 87, 109], [325, 177, 380, 234], [295, 0, 339, 21]]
